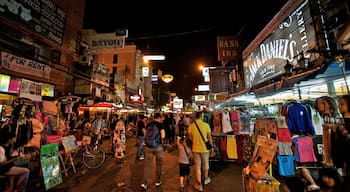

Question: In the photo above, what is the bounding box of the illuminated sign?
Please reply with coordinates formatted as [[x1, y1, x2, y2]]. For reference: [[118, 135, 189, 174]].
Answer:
[[142, 66, 150, 77], [161, 74, 173, 83], [0, 74, 10, 92], [151, 75, 159, 84], [194, 95, 206, 102], [42, 83, 55, 97], [198, 84, 210, 92], [173, 98, 183, 109], [143, 55, 166, 61], [8, 78, 21, 93], [129, 94, 144, 103], [243, 0, 317, 88]]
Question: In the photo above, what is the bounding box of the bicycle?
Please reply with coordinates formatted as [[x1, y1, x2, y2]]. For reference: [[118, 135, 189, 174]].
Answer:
[[61, 135, 106, 173], [80, 135, 106, 169]]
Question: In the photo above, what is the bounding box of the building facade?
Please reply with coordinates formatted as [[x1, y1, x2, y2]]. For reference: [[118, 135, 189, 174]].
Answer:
[[0, 0, 86, 105]]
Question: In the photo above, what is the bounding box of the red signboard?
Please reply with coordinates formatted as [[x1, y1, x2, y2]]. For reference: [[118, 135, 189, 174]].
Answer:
[[129, 94, 144, 103]]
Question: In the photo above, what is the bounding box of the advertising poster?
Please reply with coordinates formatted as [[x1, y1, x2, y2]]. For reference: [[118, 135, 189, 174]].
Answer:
[[40, 143, 62, 190], [61, 135, 78, 153], [248, 135, 278, 180]]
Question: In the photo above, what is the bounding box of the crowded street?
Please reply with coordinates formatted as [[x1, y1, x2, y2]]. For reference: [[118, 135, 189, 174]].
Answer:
[[1, 0, 350, 192], [38, 136, 244, 192]]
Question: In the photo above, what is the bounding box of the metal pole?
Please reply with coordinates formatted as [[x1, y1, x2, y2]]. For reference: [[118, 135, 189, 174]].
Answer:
[[124, 64, 128, 107], [336, 56, 350, 94]]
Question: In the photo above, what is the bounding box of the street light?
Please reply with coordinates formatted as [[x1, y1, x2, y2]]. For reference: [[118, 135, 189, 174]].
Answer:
[[142, 54, 166, 111]]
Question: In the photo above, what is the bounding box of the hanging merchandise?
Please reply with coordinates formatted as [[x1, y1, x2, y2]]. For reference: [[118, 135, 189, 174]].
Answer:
[[245, 135, 278, 180], [287, 101, 315, 135], [222, 109, 233, 133], [56, 94, 81, 130], [253, 118, 277, 143], [292, 136, 317, 163], [277, 155, 295, 176]]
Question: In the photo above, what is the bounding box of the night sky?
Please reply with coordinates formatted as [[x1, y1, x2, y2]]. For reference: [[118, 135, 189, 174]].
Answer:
[[83, 0, 288, 102]]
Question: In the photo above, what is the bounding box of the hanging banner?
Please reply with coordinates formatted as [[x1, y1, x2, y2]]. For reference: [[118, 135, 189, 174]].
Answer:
[[19, 79, 42, 101], [1, 52, 51, 79], [40, 143, 62, 190]]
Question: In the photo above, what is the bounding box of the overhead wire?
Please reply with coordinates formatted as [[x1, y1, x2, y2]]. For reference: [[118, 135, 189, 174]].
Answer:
[[126, 24, 237, 41]]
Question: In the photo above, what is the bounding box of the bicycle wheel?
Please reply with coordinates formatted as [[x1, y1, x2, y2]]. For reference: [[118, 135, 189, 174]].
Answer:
[[82, 145, 106, 169]]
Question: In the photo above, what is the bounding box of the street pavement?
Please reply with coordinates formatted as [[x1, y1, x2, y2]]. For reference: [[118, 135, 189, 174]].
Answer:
[[30, 136, 244, 192]]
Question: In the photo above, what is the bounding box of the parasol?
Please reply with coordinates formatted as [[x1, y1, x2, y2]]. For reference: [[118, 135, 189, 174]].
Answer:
[[90, 102, 121, 109]]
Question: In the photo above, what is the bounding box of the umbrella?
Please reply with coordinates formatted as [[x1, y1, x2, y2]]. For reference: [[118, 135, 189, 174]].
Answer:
[[90, 102, 121, 109], [56, 95, 81, 104]]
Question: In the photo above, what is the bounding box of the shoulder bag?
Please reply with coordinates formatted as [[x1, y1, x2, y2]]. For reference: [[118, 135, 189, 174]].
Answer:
[[194, 121, 212, 150]]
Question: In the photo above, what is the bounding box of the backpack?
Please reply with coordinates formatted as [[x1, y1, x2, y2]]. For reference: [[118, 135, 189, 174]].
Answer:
[[144, 122, 160, 148]]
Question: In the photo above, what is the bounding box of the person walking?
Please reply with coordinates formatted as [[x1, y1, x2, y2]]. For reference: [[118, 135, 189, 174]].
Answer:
[[177, 136, 193, 191], [91, 113, 106, 144], [136, 114, 146, 160], [140, 112, 165, 190], [115, 116, 126, 152], [109, 114, 118, 154], [187, 111, 214, 192]]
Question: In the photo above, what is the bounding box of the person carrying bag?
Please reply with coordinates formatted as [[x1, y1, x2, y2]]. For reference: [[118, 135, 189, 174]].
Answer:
[[187, 111, 214, 192]]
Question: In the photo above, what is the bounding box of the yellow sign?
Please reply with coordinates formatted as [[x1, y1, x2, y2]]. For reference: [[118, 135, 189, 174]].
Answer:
[[161, 74, 173, 83]]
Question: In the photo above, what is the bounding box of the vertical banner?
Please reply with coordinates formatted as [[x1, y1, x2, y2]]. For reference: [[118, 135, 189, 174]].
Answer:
[[217, 36, 240, 62], [19, 79, 42, 101], [40, 143, 62, 190]]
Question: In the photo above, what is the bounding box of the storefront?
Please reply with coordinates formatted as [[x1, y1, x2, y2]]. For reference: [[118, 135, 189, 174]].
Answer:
[[0, 73, 55, 121]]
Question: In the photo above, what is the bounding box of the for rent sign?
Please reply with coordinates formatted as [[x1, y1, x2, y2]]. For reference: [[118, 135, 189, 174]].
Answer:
[[1, 51, 51, 79]]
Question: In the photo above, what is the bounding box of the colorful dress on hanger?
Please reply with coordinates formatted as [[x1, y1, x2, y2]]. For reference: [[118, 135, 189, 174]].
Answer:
[[213, 111, 222, 133]]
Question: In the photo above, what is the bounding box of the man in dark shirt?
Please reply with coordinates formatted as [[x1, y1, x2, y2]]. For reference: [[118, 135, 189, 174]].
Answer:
[[136, 114, 146, 160], [141, 112, 165, 190]]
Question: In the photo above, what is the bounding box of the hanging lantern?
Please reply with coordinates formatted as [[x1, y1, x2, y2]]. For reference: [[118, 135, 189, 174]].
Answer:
[[161, 74, 174, 83]]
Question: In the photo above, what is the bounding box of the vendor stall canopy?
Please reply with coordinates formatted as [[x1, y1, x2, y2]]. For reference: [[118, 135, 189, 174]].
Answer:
[[218, 60, 350, 108]]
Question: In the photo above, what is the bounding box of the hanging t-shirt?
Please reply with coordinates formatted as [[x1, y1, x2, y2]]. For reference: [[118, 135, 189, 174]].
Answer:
[[277, 155, 295, 176], [226, 135, 237, 159], [310, 107, 323, 135], [222, 110, 233, 133], [203, 112, 213, 130], [294, 136, 317, 163], [230, 110, 240, 133], [213, 111, 222, 133], [278, 142, 293, 155], [287, 102, 315, 135]]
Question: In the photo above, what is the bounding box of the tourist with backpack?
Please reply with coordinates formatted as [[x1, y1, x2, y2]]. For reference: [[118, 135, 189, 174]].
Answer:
[[140, 112, 165, 190]]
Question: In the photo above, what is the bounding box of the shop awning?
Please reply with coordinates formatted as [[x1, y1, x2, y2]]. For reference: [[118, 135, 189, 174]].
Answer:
[[90, 102, 122, 109], [252, 63, 329, 97]]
